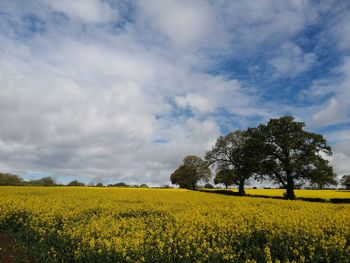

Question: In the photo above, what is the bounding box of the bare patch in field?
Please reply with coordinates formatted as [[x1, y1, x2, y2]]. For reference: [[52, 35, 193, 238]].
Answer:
[[0, 233, 16, 263]]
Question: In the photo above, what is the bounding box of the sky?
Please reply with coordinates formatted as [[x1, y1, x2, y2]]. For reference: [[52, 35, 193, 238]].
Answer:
[[0, 0, 350, 186]]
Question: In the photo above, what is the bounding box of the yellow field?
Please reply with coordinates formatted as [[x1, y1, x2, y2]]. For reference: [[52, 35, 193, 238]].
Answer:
[[240, 189, 350, 199], [1, 187, 350, 262]]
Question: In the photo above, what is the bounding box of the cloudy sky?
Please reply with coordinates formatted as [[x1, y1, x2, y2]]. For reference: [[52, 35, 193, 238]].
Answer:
[[0, 0, 349, 185]]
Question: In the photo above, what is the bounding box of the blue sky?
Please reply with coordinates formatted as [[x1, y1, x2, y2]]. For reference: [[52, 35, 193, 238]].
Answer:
[[0, 0, 349, 185]]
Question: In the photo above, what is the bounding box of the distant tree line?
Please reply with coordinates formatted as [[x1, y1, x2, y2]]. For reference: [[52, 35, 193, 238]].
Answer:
[[0, 173, 165, 188], [106, 182, 150, 188], [0, 173, 57, 186], [0, 173, 86, 187], [171, 116, 348, 200]]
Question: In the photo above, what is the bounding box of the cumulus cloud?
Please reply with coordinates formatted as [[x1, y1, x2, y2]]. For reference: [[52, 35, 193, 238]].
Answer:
[[313, 98, 347, 127], [0, 0, 349, 184], [0, 1, 237, 185], [175, 94, 214, 113], [43, 0, 116, 23], [311, 57, 350, 127], [325, 130, 350, 177], [327, 3, 350, 52], [269, 42, 317, 77], [137, 0, 212, 48]]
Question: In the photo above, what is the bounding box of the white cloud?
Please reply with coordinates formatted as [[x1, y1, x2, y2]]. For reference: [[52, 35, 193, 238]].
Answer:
[[175, 94, 214, 113], [0, 7, 236, 184], [0, 0, 349, 185], [311, 57, 350, 127], [313, 98, 347, 127], [137, 0, 212, 48], [212, 0, 318, 55], [328, 4, 350, 52], [325, 130, 350, 176], [43, 0, 116, 23], [269, 42, 317, 77]]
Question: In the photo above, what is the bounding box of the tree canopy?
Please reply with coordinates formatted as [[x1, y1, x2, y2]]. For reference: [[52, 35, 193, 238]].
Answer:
[[205, 130, 257, 195], [0, 172, 23, 186], [308, 160, 337, 189], [170, 115, 339, 200], [29, 176, 56, 186], [214, 169, 236, 189], [170, 155, 211, 190], [341, 175, 350, 189], [67, 180, 85, 186], [250, 116, 334, 199], [0, 173, 58, 186]]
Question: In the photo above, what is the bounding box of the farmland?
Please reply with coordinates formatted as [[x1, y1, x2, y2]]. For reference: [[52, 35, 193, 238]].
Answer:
[[228, 188, 350, 200], [1, 187, 350, 262]]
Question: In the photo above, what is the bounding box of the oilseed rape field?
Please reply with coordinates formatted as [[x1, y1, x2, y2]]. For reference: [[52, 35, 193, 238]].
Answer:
[[1, 187, 350, 263], [235, 189, 350, 200]]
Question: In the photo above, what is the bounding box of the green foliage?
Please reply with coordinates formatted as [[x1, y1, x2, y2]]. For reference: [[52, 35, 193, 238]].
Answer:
[[205, 130, 256, 195], [67, 180, 85, 186], [214, 169, 236, 188], [170, 155, 211, 190], [107, 182, 129, 187], [171, 165, 196, 189], [0, 172, 23, 186], [341, 175, 350, 189], [250, 116, 334, 199], [29, 176, 56, 186], [204, 183, 214, 189], [308, 161, 337, 189], [0, 173, 58, 186], [0, 173, 59, 186]]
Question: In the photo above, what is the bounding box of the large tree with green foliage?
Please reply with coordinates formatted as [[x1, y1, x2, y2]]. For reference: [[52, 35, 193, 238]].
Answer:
[[214, 169, 236, 188], [29, 176, 56, 186], [170, 155, 211, 190], [250, 116, 334, 199], [67, 180, 85, 186], [341, 175, 350, 189], [0, 172, 23, 186], [205, 130, 257, 195], [308, 160, 337, 189]]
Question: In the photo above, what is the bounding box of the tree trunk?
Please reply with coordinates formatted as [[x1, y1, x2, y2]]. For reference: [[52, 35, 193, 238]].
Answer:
[[225, 183, 228, 189], [285, 174, 295, 200], [192, 182, 196, 190], [238, 181, 246, 196], [284, 153, 296, 200]]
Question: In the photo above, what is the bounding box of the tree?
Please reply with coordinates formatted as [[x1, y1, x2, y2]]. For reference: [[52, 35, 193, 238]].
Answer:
[[308, 160, 337, 189], [41, 176, 55, 186], [170, 155, 211, 190], [29, 176, 56, 186], [95, 182, 104, 187], [214, 169, 236, 188], [67, 180, 85, 186], [251, 116, 334, 200], [205, 130, 256, 195], [0, 172, 23, 186], [204, 183, 214, 189], [107, 182, 129, 187], [341, 175, 350, 189]]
